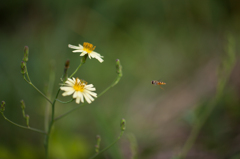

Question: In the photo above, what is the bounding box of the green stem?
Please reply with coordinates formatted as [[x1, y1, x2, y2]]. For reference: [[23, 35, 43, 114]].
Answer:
[[54, 73, 122, 121], [44, 63, 56, 131], [25, 65, 31, 82], [43, 58, 85, 158], [69, 62, 83, 78], [89, 131, 125, 159], [56, 98, 74, 104], [54, 103, 86, 121], [44, 89, 61, 159], [99, 74, 122, 98], [23, 76, 53, 105], [1, 112, 46, 134]]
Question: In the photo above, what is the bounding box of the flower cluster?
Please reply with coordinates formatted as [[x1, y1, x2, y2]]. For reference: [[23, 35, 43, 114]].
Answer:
[[59, 42, 103, 104], [1, 39, 123, 159]]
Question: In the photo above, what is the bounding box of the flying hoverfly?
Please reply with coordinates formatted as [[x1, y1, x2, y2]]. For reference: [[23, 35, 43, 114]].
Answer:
[[152, 80, 166, 90]]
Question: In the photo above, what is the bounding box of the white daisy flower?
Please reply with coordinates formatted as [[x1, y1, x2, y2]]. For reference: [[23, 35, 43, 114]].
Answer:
[[68, 42, 104, 63], [60, 77, 97, 104]]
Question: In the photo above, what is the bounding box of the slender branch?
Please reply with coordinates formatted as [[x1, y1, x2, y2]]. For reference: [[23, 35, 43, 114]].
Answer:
[[23, 76, 53, 105], [69, 62, 83, 78], [25, 65, 31, 82], [89, 131, 125, 159], [98, 73, 122, 98], [23, 75, 30, 83], [54, 73, 122, 121], [56, 98, 74, 104], [54, 103, 86, 121], [1, 112, 46, 134]]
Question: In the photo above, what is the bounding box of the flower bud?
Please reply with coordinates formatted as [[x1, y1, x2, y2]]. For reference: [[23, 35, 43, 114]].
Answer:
[[23, 46, 29, 62], [116, 59, 122, 75], [65, 59, 70, 68], [62, 60, 70, 81], [120, 118, 126, 131], [1, 101, 5, 112], [21, 61, 26, 74]]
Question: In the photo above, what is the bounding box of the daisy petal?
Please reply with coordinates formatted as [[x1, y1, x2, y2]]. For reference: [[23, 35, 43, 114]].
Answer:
[[80, 52, 87, 56], [85, 87, 96, 91], [76, 97, 81, 104], [84, 92, 95, 101], [73, 91, 78, 98], [78, 44, 83, 48], [65, 80, 74, 86], [60, 87, 74, 92], [72, 50, 83, 53], [90, 52, 104, 63], [84, 90, 97, 97], [80, 93, 84, 103], [68, 44, 80, 49], [83, 92, 92, 103], [88, 54, 92, 59], [85, 84, 94, 88], [67, 78, 75, 83], [62, 89, 75, 96]]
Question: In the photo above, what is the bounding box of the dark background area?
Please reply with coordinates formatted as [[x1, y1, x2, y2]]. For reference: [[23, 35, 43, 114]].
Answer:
[[0, 0, 240, 158]]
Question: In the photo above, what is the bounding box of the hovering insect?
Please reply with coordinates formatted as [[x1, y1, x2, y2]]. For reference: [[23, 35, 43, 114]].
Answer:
[[152, 80, 166, 90]]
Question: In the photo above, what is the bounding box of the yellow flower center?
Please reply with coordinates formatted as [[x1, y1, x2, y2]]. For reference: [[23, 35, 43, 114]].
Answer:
[[83, 42, 96, 53], [73, 78, 87, 92]]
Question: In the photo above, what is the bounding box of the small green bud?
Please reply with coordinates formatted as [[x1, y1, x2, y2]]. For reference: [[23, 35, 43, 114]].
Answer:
[[1, 101, 6, 112], [21, 61, 26, 74], [23, 46, 29, 62], [95, 135, 101, 153], [81, 54, 88, 64], [25, 115, 30, 127], [120, 118, 126, 131], [20, 100, 25, 109], [116, 59, 122, 75]]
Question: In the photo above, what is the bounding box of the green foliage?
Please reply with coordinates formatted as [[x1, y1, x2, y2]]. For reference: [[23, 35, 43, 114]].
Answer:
[[50, 131, 91, 158], [1, 0, 240, 158]]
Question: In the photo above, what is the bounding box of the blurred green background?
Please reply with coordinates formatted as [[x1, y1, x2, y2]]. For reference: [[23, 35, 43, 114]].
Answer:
[[0, 0, 240, 158]]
